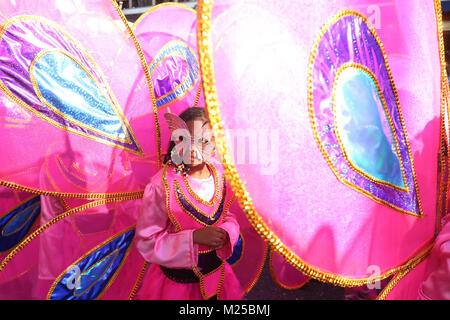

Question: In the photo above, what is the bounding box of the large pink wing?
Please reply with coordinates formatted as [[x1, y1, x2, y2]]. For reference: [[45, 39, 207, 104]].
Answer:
[[0, 195, 145, 300], [0, 0, 160, 197], [197, 0, 448, 287]]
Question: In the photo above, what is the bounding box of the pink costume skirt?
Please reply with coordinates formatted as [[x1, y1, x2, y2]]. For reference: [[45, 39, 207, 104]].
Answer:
[[134, 262, 243, 300]]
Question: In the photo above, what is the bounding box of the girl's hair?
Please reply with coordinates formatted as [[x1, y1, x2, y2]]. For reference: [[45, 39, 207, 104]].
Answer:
[[163, 107, 207, 164]]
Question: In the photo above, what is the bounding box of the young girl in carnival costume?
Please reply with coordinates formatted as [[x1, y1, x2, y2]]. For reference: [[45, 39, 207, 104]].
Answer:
[[135, 107, 243, 300]]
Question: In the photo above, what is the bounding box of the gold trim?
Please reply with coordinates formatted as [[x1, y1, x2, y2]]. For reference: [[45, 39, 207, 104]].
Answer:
[[54, 153, 115, 192], [228, 232, 245, 267], [377, 244, 433, 300], [0, 196, 41, 255], [0, 195, 39, 220], [434, 0, 450, 231], [29, 49, 135, 146], [0, 15, 144, 157], [59, 198, 71, 212], [194, 79, 203, 107], [0, 14, 159, 198], [0, 179, 144, 200], [193, 262, 225, 300], [182, 162, 220, 206], [162, 164, 182, 232], [73, 249, 120, 297], [130, 3, 201, 111], [174, 179, 232, 227], [308, 10, 422, 217], [332, 62, 409, 193], [46, 225, 136, 300], [242, 242, 268, 296], [268, 247, 310, 291], [0, 196, 141, 273], [147, 40, 200, 110], [131, 2, 196, 31], [197, 0, 432, 286], [1, 202, 40, 237], [128, 261, 150, 300], [110, 0, 162, 168], [152, 53, 190, 102]]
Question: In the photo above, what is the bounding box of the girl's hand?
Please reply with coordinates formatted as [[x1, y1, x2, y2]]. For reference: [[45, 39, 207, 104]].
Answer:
[[193, 227, 228, 249]]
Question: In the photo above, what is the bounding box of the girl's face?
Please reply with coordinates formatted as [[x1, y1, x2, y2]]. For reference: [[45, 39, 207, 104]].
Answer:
[[185, 117, 215, 167]]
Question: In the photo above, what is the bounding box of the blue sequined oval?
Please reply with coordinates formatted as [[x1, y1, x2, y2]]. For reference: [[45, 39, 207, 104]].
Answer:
[[31, 51, 128, 141], [48, 228, 135, 300], [0, 196, 40, 253]]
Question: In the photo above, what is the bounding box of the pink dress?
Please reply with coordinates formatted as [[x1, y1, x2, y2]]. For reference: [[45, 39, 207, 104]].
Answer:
[[134, 161, 243, 300]]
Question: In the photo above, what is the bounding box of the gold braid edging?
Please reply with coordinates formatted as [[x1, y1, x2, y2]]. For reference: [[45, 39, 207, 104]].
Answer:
[[434, 0, 450, 231], [110, 0, 162, 169], [377, 244, 434, 300], [0, 195, 141, 273], [196, 0, 439, 287], [0, 180, 144, 199], [268, 247, 311, 291], [131, 2, 196, 30]]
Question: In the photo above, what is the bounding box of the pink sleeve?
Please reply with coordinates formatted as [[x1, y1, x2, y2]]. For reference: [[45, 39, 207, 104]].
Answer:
[[135, 172, 199, 268], [216, 199, 240, 260]]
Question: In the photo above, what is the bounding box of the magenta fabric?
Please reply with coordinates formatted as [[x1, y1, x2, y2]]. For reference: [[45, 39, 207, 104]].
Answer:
[[0, 0, 159, 196], [0, 197, 145, 300], [0, 186, 40, 298], [205, 0, 444, 281], [269, 249, 310, 290]]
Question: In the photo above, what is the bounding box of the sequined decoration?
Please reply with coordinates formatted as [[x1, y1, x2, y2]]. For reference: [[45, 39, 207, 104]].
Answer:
[[47, 228, 135, 300], [308, 12, 422, 216], [0, 16, 142, 155], [149, 40, 200, 109], [174, 179, 226, 225], [0, 196, 40, 253]]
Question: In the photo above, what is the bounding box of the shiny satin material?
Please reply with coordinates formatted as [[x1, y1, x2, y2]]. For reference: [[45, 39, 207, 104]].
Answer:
[[136, 160, 241, 299], [0, 18, 140, 153], [0, 196, 40, 252], [269, 249, 310, 290], [135, 152, 266, 297], [164, 162, 234, 299], [31, 51, 128, 141], [334, 66, 405, 189], [311, 14, 418, 215], [49, 228, 135, 300], [149, 41, 199, 109]]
